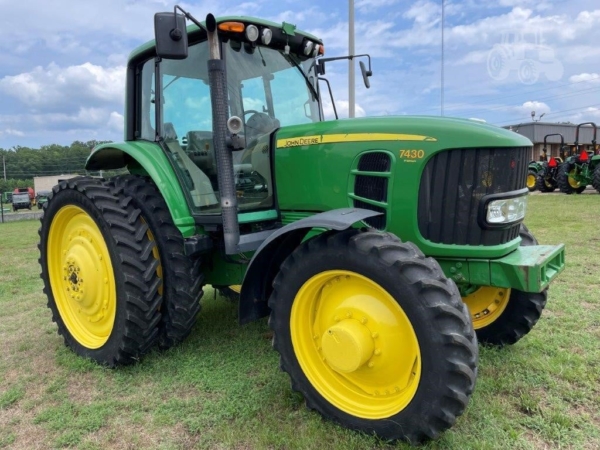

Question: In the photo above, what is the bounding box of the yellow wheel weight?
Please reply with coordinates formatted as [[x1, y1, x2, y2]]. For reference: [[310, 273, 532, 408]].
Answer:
[[290, 270, 421, 419], [47, 205, 116, 349], [462, 286, 511, 329]]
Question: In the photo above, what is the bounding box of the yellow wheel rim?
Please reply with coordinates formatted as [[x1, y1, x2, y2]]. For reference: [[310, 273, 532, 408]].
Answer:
[[568, 169, 581, 188], [47, 205, 116, 349], [229, 285, 241, 294], [526, 174, 536, 189], [290, 270, 421, 419], [463, 287, 511, 329]]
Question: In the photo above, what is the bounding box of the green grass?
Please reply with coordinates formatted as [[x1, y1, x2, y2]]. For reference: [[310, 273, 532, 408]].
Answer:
[[0, 195, 599, 449]]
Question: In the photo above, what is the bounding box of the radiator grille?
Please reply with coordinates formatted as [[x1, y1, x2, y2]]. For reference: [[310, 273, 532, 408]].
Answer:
[[352, 152, 391, 230], [418, 147, 529, 246], [357, 152, 391, 172]]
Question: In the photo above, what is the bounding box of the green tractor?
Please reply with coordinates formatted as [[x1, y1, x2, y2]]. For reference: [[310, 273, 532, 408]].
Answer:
[[527, 157, 545, 192], [38, 8, 565, 443], [557, 122, 599, 194], [535, 133, 567, 193]]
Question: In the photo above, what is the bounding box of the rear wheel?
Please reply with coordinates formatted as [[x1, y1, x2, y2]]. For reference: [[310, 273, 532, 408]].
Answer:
[[526, 169, 537, 192], [108, 175, 204, 350], [558, 162, 586, 194], [535, 170, 556, 192], [592, 164, 600, 193], [269, 229, 477, 443], [38, 177, 162, 366], [461, 224, 547, 346]]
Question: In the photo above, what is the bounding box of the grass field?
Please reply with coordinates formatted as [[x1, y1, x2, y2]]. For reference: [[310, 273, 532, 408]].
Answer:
[[0, 194, 599, 450]]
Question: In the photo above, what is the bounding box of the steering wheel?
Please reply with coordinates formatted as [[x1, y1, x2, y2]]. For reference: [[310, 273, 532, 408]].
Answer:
[[244, 110, 278, 142], [243, 109, 262, 117]]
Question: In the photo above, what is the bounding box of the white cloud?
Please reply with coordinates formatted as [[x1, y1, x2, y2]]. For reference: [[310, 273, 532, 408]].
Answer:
[[356, 0, 399, 13], [569, 73, 600, 83], [516, 101, 550, 116], [323, 100, 366, 120], [0, 129, 25, 137], [0, 63, 125, 110], [107, 112, 124, 133]]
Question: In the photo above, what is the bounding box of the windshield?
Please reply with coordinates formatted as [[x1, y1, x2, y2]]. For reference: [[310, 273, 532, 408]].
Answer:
[[225, 42, 321, 135], [139, 38, 321, 215]]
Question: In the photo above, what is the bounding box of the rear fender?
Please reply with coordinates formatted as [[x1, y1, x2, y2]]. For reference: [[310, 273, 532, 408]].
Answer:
[[86, 141, 196, 237], [239, 208, 381, 324]]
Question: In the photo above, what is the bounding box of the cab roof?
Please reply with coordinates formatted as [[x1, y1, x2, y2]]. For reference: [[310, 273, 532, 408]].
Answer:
[[128, 15, 322, 63]]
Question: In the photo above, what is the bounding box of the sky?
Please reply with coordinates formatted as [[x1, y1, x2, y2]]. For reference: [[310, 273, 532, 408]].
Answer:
[[0, 0, 599, 149]]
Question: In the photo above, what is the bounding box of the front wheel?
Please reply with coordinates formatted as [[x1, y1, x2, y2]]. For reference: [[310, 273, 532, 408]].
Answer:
[[39, 177, 163, 366], [527, 169, 538, 192], [461, 224, 547, 346], [269, 230, 477, 443]]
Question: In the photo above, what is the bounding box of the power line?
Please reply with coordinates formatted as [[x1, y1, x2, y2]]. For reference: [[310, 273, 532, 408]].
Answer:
[[492, 103, 600, 126], [447, 86, 600, 120], [410, 77, 600, 116]]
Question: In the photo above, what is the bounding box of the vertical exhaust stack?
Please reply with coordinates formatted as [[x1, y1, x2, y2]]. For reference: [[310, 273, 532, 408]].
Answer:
[[206, 13, 240, 254]]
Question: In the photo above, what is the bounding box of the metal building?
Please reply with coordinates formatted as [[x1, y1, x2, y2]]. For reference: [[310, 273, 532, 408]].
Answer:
[[503, 122, 598, 161], [34, 175, 79, 194]]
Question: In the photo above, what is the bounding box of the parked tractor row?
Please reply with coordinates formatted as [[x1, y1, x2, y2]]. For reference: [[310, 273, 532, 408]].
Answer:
[[527, 122, 600, 194], [36, 6, 565, 444], [1, 189, 51, 211]]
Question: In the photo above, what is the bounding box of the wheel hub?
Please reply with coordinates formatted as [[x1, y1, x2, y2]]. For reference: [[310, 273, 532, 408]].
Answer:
[[290, 270, 422, 419], [462, 286, 511, 329], [321, 320, 374, 373]]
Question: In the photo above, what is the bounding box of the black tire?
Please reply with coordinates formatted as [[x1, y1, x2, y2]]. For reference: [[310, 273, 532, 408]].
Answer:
[[108, 175, 203, 350], [592, 164, 600, 193], [468, 224, 547, 346], [526, 169, 537, 192], [269, 229, 477, 443], [535, 170, 555, 193], [38, 177, 162, 366], [558, 162, 586, 194]]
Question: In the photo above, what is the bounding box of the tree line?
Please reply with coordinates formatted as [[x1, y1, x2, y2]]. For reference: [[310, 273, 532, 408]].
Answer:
[[0, 140, 111, 194]]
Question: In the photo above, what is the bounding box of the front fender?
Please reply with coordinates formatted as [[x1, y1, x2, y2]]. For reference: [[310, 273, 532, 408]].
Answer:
[[239, 208, 381, 324], [86, 141, 196, 237]]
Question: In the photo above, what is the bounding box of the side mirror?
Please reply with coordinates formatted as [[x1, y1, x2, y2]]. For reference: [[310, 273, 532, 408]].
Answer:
[[316, 61, 326, 75], [359, 61, 372, 89], [154, 12, 188, 59]]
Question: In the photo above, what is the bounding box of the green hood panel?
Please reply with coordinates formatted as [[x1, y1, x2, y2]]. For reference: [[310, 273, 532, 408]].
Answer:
[[274, 116, 532, 258]]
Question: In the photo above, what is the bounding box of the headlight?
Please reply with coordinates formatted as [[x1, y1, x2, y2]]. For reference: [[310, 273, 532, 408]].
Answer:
[[303, 40, 314, 56], [245, 24, 259, 42], [486, 195, 527, 225], [261, 28, 272, 45]]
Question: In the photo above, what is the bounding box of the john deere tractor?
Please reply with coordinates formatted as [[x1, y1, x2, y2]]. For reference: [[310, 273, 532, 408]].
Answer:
[[535, 133, 567, 192], [558, 122, 599, 194], [527, 155, 546, 191], [38, 7, 565, 443]]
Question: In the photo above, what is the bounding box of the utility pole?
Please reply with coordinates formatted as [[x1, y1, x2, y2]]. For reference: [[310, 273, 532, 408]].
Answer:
[[349, 0, 355, 118], [441, 0, 445, 116], [2, 155, 5, 181]]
